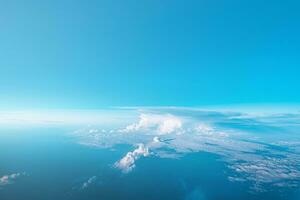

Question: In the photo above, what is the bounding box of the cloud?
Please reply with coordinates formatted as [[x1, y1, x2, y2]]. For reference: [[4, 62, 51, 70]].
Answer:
[[114, 143, 150, 173], [153, 136, 161, 143], [81, 176, 97, 189], [194, 123, 214, 135], [0, 172, 26, 186], [73, 108, 300, 192], [120, 114, 182, 134]]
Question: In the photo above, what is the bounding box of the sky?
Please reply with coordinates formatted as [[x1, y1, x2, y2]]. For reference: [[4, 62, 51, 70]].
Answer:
[[0, 0, 300, 109]]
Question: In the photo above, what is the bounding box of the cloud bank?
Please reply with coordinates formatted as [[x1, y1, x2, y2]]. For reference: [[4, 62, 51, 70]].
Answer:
[[72, 108, 300, 192]]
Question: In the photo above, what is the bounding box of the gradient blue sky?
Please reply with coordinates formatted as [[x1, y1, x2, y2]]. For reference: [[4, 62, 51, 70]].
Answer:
[[0, 0, 299, 109]]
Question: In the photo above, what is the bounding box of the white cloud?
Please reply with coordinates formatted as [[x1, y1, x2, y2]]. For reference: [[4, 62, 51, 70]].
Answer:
[[153, 136, 161, 143], [0, 172, 26, 186], [88, 129, 99, 134], [114, 143, 150, 173], [194, 123, 214, 135], [120, 114, 182, 134], [81, 176, 97, 189]]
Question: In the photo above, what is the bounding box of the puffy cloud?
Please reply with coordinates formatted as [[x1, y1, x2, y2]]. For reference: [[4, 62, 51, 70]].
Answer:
[[114, 144, 150, 173], [81, 176, 97, 189], [0, 172, 26, 186], [120, 114, 182, 134]]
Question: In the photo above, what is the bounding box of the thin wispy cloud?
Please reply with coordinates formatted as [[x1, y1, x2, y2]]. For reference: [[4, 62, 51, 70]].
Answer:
[[0, 110, 136, 126], [0, 172, 26, 186], [81, 176, 97, 189]]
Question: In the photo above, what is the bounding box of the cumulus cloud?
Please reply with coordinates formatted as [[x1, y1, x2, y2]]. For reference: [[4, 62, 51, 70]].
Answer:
[[81, 176, 97, 189], [114, 143, 150, 173], [120, 114, 182, 134], [0, 172, 26, 186]]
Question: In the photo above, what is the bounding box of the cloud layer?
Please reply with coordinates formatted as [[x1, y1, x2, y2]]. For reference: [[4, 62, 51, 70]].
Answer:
[[73, 108, 300, 192]]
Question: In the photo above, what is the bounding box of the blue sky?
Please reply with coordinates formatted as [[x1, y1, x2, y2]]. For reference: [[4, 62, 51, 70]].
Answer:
[[0, 0, 299, 109]]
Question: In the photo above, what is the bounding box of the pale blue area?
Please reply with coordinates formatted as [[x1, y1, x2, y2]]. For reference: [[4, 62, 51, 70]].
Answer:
[[0, 0, 300, 108]]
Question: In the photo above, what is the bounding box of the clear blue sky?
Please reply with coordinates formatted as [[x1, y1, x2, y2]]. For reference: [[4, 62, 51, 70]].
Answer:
[[0, 0, 299, 109]]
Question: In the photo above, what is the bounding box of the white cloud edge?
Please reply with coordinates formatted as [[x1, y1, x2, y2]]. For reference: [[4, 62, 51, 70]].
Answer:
[[114, 143, 150, 173], [0, 172, 26, 186]]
